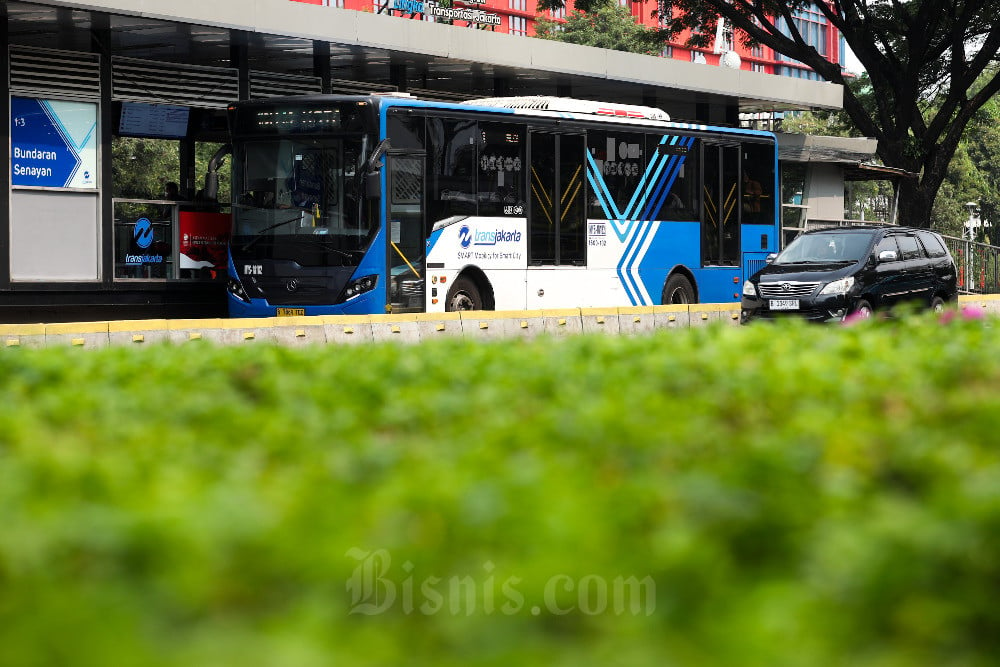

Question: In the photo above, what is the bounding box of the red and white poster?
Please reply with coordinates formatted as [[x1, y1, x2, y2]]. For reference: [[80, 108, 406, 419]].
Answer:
[[179, 211, 231, 277]]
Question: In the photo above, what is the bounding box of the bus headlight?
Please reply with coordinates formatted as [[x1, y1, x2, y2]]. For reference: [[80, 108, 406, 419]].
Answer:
[[742, 280, 757, 297], [341, 274, 378, 301], [228, 277, 251, 303], [819, 276, 855, 296]]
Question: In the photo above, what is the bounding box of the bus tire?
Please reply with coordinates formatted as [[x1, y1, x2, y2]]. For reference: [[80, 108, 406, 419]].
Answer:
[[662, 274, 695, 304], [446, 276, 483, 312]]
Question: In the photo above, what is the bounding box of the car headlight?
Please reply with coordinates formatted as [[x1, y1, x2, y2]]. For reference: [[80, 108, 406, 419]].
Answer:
[[340, 274, 379, 301], [742, 280, 757, 297], [819, 276, 855, 295]]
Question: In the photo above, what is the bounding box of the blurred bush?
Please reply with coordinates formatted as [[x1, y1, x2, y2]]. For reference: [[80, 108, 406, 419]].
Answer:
[[1, 314, 999, 666]]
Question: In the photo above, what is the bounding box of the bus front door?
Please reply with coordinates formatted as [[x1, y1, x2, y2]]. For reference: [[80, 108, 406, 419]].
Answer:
[[386, 152, 426, 313]]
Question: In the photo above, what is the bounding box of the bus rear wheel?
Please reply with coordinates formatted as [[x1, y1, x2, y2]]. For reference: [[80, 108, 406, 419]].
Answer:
[[446, 276, 483, 312], [662, 274, 695, 304]]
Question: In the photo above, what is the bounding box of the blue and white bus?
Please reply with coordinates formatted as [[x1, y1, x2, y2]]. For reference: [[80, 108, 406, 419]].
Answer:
[[226, 94, 778, 316]]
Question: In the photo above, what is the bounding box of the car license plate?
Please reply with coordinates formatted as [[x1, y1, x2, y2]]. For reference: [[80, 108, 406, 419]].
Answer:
[[769, 299, 800, 311], [276, 308, 305, 317]]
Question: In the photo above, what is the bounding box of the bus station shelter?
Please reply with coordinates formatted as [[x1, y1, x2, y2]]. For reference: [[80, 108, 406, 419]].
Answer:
[[2, 0, 842, 322]]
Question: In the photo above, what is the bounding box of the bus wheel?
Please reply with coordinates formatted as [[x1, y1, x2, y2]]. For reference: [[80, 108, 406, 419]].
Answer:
[[662, 274, 695, 304], [446, 276, 483, 311]]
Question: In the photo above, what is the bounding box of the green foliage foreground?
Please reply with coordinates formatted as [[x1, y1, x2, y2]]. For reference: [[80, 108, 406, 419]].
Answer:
[[2, 315, 1000, 667]]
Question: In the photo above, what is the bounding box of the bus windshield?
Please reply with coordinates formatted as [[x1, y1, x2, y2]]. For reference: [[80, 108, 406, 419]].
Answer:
[[232, 136, 375, 266]]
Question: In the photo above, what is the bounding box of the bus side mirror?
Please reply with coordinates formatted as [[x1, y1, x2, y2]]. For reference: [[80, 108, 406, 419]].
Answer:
[[365, 138, 391, 172], [363, 138, 390, 199]]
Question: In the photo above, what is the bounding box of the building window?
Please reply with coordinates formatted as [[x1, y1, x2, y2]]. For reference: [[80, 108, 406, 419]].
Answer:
[[777, 4, 828, 57], [661, 45, 673, 58], [508, 0, 527, 10], [550, 6, 566, 19], [510, 15, 527, 35]]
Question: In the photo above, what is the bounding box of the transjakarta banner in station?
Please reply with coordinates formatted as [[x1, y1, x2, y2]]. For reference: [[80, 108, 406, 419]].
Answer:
[[10, 97, 98, 189]]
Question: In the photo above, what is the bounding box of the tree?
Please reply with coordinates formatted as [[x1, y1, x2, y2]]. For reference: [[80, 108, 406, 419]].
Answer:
[[933, 89, 1000, 240], [536, 0, 1000, 229], [111, 137, 178, 200], [535, 1, 670, 55]]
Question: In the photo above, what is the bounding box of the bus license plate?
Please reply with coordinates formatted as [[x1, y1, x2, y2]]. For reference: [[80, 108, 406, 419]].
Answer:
[[276, 308, 305, 317], [769, 299, 799, 311]]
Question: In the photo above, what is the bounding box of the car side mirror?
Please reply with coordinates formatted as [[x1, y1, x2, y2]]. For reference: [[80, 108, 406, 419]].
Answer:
[[878, 250, 898, 263], [765, 253, 778, 264]]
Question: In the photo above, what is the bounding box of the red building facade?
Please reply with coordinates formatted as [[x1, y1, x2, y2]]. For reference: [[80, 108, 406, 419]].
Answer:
[[291, 0, 846, 80]]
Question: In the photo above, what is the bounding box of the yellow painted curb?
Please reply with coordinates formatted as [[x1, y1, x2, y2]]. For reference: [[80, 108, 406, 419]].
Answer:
[[45, 321, 110, 335], [0, 323, 46, 336], [108, 319, 169, 333]]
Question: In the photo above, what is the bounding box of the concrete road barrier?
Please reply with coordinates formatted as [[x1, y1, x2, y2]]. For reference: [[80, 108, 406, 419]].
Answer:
[[323, 315, 374, 345], [371, 314, 421, 344], [415, 312, 463, 340], [542, 309, 585, 337], [45, 321, 110, 349], [652, 305, 690, 329], [109, 320, 171, 346], [272, 316, 329, 346], [0, 323, 46, 349], [617, 306, 656, 336], [461, 309, 545, 340], [4, 297, 991, 349], [959, 293, 1000, 315], [167, 318, 227, 345], [580, 307, 621, 336]]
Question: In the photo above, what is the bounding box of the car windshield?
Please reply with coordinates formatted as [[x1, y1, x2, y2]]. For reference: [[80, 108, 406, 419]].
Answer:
[[776, 231, 873, 264]]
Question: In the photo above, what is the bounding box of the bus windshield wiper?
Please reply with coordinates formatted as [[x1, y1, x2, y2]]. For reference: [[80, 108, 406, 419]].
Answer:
[[289, 236, 356, 261], [240, 215, 304, 251]]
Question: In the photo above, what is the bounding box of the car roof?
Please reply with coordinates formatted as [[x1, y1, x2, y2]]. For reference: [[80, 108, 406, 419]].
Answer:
[[802, 225, 933, 236], [802, 226, 882, 235]]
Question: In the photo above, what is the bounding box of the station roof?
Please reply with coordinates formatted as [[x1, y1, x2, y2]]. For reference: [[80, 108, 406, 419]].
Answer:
[[777, 134, 916, 181], [16, 0, 843, 120]]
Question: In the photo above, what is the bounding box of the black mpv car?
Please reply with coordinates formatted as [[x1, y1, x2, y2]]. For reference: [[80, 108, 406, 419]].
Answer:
[[742, 226, 958, 323]]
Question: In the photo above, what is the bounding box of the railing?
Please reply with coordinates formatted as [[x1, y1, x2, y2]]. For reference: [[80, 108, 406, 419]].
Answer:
[[940, 235, 1000, 295]]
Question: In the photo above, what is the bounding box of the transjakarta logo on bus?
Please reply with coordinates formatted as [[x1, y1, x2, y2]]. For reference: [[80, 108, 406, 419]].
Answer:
[[459, 224, 522, 248]]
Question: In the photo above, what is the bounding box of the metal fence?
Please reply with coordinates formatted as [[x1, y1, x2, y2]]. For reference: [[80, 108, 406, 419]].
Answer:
[[940, 235, 1000, 295]]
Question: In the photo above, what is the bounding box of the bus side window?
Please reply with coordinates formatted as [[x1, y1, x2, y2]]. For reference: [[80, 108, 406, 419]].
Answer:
[[646, 134, 698, 221], [427, 117, 476, 226], [741, 142, 774, 225], [479, 122, 526, 217], [586, 129, 645, 221]]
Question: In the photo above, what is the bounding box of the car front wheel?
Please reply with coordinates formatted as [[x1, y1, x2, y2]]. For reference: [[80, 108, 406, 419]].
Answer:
[[851, 299, 874, 319]]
